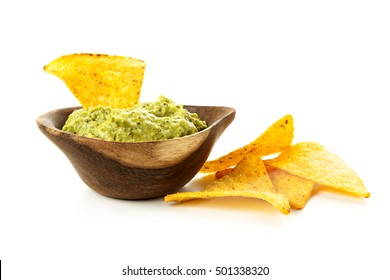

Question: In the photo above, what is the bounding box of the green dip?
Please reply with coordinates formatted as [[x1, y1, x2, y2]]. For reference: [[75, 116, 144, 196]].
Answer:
[[62, 96, 208, 142]]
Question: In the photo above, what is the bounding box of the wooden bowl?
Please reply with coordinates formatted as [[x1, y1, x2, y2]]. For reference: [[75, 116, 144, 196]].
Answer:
[[36, 105, 235, 199]]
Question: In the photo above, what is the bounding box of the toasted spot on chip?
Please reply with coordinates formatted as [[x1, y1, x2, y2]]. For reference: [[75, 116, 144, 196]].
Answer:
[[200, 114, 294, 173], [215, 167, 234, 179], [266, 166, 315, 209], [166, 149, 290, 214], [265, 142, 370, 198], [44, 53, 145, 108]]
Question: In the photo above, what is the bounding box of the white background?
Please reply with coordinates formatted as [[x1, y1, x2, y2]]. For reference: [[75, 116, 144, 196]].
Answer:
[[1, 0, 389, 279]]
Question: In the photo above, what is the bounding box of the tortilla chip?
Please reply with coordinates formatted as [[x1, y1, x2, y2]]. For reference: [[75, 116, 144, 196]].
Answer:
[[44, 53, 145, 108], [216, 165, 314, 209], [266, 166, 315, 209], [265, 142, 370, 198], [166, 149, 290, 214], [200, 114, 294, 173]]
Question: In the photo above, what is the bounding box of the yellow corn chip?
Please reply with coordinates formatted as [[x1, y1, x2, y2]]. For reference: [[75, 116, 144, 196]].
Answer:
[[200, 114, 294, 173], [265, 142, 370, 198], [266, 166, 315, 209], [216, 165, 314, 209], [166, 149, 290, 214], [44, 53, 145, 108]]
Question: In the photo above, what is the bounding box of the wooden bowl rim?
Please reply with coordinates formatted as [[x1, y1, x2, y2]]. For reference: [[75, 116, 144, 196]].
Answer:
[[37, 104, 236, 145]]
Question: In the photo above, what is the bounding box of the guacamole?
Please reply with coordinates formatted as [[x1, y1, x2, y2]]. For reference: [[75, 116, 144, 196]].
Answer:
[[62, 96, 208, 142]]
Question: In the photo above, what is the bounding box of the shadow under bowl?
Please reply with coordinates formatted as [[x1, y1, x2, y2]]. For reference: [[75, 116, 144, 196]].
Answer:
[[36, 105, 235, 199]]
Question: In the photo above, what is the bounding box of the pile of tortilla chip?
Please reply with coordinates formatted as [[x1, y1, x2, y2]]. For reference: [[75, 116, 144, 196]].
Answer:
[[44, 53, 145, 108], [165, 114, 370, 214]]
